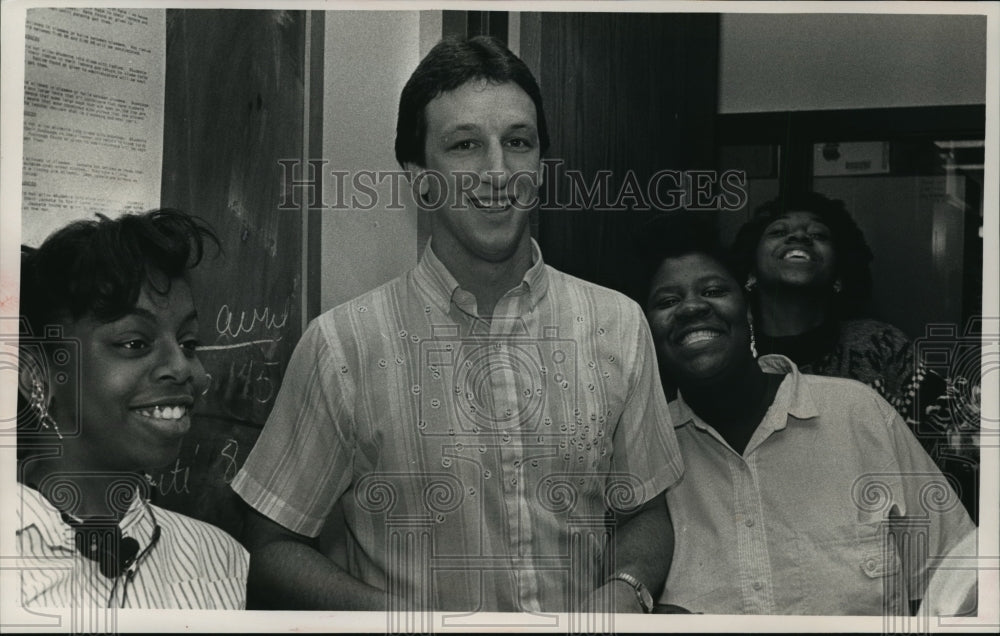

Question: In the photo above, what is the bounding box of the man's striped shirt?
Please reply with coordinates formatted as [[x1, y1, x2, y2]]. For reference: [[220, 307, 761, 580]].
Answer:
[[233, 240, 682, 611]]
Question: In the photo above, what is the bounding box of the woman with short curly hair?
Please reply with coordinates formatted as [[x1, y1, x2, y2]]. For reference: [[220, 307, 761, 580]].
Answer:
[[731, 192, 979, 520], [16, 209, 248, 609]]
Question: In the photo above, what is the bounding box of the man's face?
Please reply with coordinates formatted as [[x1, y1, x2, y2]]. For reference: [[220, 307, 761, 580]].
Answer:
[[412, 80, 542, 264]]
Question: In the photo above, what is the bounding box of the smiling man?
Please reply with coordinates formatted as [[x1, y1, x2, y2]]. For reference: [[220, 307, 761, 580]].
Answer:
[[232, 36, 683, 613]]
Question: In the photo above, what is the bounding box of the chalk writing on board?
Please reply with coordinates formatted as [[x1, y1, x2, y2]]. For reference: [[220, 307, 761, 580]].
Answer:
[[215, 302, 288, 339], [198, 300, 290, 422], [151, 438, 241, 495], [199, 338, 280, 351], [203, 357, 282, 405], [156, 456, 191, 496], [220, 438, 240, 483], [154, 444, 194, 496]]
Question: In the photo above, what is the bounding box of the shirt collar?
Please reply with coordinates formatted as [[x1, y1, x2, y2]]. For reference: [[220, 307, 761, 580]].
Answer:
[[17, 483, 69, 549], [757, 354, 820, 424], [413, 238, 549, 314], [17, 482, 157, 550], [670, 354, 819, 431]]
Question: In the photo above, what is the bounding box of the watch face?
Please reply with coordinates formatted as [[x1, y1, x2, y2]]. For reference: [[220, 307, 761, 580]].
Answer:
[[638, 586, 654, 613], [613, 572, 653, 612]]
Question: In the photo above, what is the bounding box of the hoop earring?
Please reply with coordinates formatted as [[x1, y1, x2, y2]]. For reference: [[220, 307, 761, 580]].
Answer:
[[30, 378, 63, 439], [744, 275, 757, 293], [749, 322, 759, 359]]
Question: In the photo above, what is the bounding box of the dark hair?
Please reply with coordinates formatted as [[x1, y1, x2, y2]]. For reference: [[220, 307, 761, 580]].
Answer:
[[394, 35, 550, 168], [20, 208, 220, 332], [637, 214, 739, 307], [730, 192, 874, 318]]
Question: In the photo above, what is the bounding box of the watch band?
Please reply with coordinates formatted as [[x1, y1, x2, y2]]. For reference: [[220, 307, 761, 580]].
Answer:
[[607, 572, 654, 613]]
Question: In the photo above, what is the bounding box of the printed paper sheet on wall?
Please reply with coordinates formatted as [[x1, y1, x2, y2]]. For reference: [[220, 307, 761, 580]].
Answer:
[[21, 7, 165, 247]]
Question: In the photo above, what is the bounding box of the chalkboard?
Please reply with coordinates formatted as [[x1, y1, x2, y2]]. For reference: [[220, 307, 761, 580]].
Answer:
[[155, 9, 305, 539]]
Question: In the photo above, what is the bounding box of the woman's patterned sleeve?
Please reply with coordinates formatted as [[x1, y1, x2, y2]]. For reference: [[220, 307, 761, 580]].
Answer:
[[878, 324, 979, 519]]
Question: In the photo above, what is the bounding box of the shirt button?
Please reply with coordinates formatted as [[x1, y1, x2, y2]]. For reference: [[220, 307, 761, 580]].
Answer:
[[752, 582, 763, 591], [745, 518, 754, 527]]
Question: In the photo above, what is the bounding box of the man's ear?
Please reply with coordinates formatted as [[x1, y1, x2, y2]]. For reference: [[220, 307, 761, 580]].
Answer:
[[403, 162, 430, 197]]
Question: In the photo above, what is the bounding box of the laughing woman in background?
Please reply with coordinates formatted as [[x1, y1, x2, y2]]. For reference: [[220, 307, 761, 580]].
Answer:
[[16, 209, 248, 609], [731, 192, 979, 519], [643, 219, 975, 615]]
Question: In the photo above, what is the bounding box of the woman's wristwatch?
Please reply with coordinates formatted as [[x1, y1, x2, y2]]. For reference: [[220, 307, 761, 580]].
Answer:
[[607, 572, 654, 613]]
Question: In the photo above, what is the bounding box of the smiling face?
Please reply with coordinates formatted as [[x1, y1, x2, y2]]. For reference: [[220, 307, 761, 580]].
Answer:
[[647, 253, 753, 387], [412, 80, 542, 265], [49, 277, 206, 472], [754, 210, 838, 290]]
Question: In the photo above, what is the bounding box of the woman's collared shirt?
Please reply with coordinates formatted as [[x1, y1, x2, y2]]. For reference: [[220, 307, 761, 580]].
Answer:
[[16, 483, 248, 609], [661, 355, 977, 615]]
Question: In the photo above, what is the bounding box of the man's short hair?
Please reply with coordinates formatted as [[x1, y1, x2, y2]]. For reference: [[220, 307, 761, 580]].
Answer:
[[394, 35, 550, 168]]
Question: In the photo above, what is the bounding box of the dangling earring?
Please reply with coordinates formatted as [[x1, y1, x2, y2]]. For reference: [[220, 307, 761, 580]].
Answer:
[[744, 275, 757, 293], [30, 378, 63, 440], [833, 280, 843, 294], [749, 321, 759, 359]]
